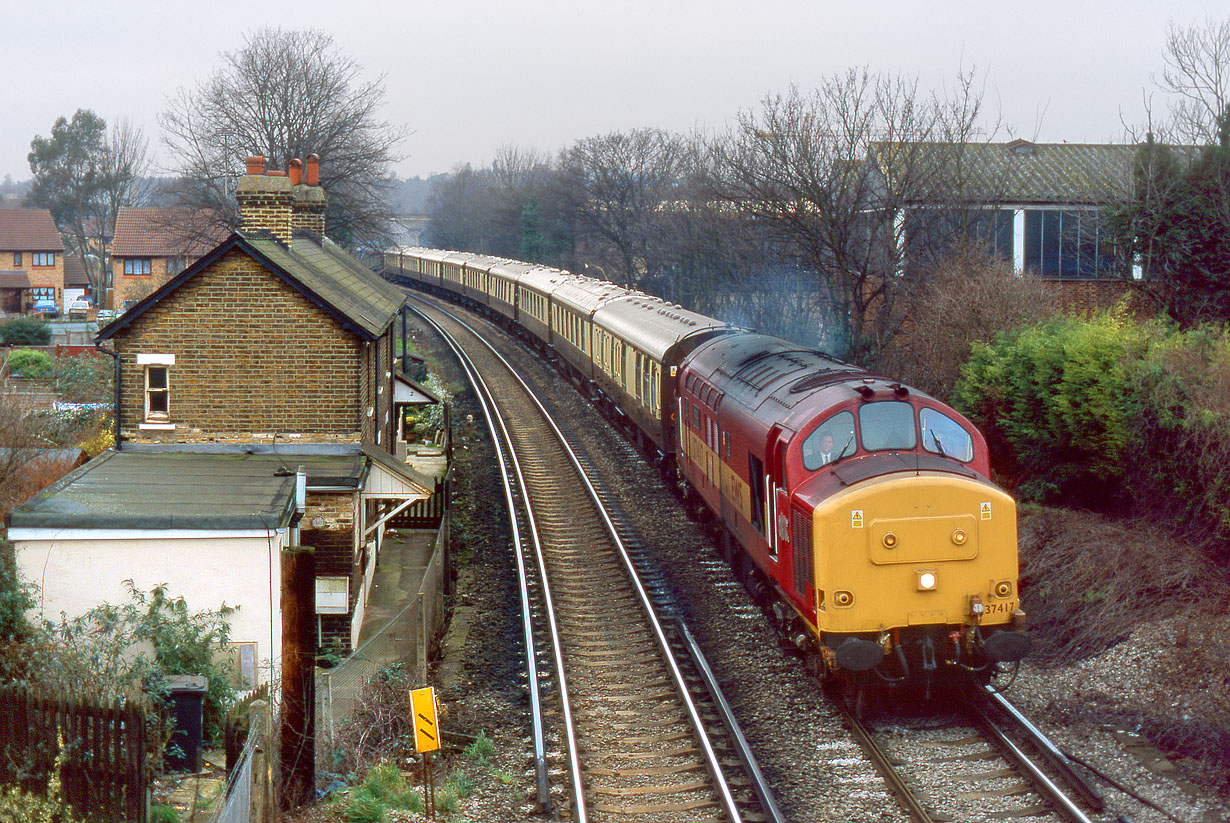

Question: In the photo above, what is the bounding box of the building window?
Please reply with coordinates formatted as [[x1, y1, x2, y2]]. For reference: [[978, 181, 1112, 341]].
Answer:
[[145, 366, 169, 420], [1024, 210, 1118, 279], [31, 287, 55, 301], [138, 353, 175, 423], [12, 253, 20, 266], [166, 256, 185, 276], [31, 252, 54, 267], [124, 258, 152, 276]]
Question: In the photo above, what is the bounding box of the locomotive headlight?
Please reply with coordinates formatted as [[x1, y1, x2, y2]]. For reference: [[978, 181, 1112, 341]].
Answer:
[[951, 529, 967, 546], [995, 580, 1013, 598], [917, 571, 937, 591], [882, 532, 898, 549]]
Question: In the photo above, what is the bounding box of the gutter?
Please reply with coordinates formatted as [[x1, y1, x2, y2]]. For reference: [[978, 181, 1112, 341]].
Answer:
[[95, 343, 121, 451]]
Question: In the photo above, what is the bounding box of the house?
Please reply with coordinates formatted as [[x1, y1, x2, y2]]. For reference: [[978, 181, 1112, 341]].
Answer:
[[0, 210, 65, 315], [110, 207, 229, 310], [8, 155, 433, 679]]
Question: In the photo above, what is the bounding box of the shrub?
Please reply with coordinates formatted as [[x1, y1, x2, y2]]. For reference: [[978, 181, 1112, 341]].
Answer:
[[53, 354, 112, 403], [6, 349, 54, 379], [0, 316, 51, 346], [954, 307, 1149, 504], [1125, 324, 1230, 552]]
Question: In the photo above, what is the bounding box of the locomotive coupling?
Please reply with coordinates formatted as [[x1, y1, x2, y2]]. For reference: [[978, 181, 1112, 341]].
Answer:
[[835, 637, 885, 671]]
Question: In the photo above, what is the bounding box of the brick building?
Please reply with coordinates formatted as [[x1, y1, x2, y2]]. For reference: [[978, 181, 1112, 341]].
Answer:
[[110, 207, 228, 310], [0, 210, 65, 315], [10, 156, 432, 667]]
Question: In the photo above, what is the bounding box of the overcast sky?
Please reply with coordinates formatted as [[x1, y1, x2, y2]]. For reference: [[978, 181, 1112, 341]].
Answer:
[[3, 0, 1226, 184]]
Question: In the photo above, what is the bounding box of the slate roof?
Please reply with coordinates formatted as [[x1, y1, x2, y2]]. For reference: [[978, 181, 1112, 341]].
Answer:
[[0, 210, 64, 251], [871, 140, 1161, 205], [249, 232, 407, 338], [111, 207, 228, 258], [6, 450, 368, 531], [98, 230, 405, 342]]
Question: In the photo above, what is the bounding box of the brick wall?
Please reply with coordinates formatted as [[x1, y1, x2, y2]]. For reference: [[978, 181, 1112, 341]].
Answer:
[[111, 249, 364, 442], [236, 175, 293, 244], [1049, 278, 1140, 318], [113, 256, 179, 310], [303, 492, 358, 653]]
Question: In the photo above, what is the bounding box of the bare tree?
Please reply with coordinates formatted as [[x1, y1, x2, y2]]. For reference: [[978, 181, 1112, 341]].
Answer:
[[705, 67, 993, 361], [561, 128, 690, 286], [1159, 16, 1230, 144], [160, 27, 406, 249]]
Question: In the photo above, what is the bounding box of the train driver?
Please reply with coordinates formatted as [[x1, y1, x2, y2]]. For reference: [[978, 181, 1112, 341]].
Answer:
[[802, 411, 856, 471]]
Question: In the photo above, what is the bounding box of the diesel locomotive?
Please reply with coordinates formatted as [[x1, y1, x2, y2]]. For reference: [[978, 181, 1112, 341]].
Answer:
[[384, 247, 1031, 687]]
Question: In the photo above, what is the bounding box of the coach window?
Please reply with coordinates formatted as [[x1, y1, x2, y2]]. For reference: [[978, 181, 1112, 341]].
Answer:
[[801, 411, 855, 470], [859, 401, 917, 451], [920, 408, 974, 461]]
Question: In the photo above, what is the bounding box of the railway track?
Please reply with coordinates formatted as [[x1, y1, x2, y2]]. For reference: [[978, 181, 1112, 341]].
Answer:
[[411, 295, 784, 823], [398, 286, 1212, 823], [841, 684, 1111, 823]]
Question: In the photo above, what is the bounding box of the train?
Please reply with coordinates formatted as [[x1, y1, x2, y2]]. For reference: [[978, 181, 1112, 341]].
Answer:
[[382, 247, 1031, 690]]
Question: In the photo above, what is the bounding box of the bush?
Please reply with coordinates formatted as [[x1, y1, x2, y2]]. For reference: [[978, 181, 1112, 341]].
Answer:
[[954, 307, 1149, 504], [6, 348, 54, 379], [53, 354, 112, 403], [1125, 324, 1230, 552], [0, 316, 51, 346]]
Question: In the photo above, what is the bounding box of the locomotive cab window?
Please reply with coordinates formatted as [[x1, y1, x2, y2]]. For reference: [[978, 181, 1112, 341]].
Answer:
[[920, 408, 975, 461], [801, 411, 856, 470], [859, 401, 917, 451]]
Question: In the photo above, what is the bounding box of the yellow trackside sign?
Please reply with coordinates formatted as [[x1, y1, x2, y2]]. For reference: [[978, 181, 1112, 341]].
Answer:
[[411, 687, 440, 753]]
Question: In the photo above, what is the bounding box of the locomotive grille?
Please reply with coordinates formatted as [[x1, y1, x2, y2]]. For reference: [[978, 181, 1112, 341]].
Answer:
[[792, 508, 814, 588]]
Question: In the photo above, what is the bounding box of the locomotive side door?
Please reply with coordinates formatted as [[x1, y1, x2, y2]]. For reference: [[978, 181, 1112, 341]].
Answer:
[[768, 427, 794, 566]]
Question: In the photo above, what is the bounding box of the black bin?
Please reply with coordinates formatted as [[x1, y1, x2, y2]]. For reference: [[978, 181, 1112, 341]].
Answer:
[[164, 675, 208, 772]]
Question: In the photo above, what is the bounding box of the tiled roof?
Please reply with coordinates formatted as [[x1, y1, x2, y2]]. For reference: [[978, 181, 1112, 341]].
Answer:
[[111, 207, 229, 257], [0, 210, 64, 251], [63, 254, 90, 287], [871, 141, 1196, 205]]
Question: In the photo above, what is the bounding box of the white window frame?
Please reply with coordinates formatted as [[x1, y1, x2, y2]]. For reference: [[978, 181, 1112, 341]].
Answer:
[[138, 353, 175, 427]]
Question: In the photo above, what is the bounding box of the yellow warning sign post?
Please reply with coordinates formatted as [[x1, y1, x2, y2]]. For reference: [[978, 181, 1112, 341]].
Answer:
[[411, 687, 440, 818], [411, 687, 440, 753]]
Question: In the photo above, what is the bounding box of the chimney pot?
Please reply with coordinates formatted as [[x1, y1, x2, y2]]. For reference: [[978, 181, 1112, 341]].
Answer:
[[288, 158, 303, 186], [245, 156, 266, 176], [305, 154, 321, 186]]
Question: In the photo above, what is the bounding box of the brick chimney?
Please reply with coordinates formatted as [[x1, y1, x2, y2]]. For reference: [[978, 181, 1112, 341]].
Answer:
[[236, 156, 294, 244], [290, 154, 327, 237]]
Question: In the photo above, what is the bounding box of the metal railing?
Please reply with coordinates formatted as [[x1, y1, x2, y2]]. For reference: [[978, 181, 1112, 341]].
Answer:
[[316, 527, 446, 746], [206, 728, 258, 823]]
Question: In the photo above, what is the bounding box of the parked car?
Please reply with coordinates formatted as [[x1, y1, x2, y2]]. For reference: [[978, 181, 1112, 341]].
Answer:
[[67, 299, 92, 319], [31, 299, 58, 319], [94, 309, 117, 324]]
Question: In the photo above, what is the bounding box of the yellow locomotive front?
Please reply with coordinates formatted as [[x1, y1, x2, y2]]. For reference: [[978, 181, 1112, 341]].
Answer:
[[805, 469, 1029, 681]]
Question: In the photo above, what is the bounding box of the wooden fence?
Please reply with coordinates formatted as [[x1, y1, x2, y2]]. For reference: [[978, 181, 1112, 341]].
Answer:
[[389, 477, 448, 529], [0, 685, 150, 823]]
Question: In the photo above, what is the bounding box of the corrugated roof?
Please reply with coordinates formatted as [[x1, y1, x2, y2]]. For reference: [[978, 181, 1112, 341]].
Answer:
[[7, 451, 309, 531], [0, 210, 64, 251], [872, 141, 1167, 205], [111, 207, 229, 257]]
